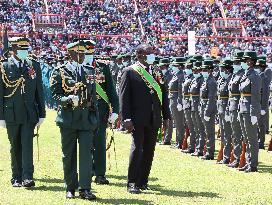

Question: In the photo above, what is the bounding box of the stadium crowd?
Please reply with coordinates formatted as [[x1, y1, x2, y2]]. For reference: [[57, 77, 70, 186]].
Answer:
[[0, 0, 272, 57]]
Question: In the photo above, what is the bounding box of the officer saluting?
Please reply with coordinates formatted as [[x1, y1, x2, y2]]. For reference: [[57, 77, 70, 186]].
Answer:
[[0, 37, 46, 187], [50, 40, 98, 199]]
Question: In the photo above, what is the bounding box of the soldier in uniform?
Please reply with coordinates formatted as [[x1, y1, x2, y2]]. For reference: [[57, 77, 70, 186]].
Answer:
[[227, 51, 245, 168], [238, 51, 261, 172], [256, 58, 272, 149], [159, 58, 173, 145], [87, 46, 120, 185], [50, 40, 98, 199], [181, 59, 198, 154], [190, 60, 206, 157], [200, 59, 217, 160], [168, 57, 186, 148], [217, 59, 233, 164], [0, 37, 46, 187]]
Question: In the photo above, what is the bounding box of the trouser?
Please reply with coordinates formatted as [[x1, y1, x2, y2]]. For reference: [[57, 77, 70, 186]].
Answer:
[[6, 123, 35, 182], [219, 113, 232, 160], [201, 112, 215, 157], [93, 122, 107, 176], [258, 111, 268, 146], [191, 110, 206, 153], [230, 110, 243, 162], [239, 113, 259, 168], [164, 118, 173, 143], [184, 109, 196, 151], [165, 98, 185, 144], [60, 127, 94, 190], [128, 125, 158, 186]]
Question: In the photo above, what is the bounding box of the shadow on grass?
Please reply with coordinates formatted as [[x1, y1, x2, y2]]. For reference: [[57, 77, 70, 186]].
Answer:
[[107, 175, 158, 182], [97, 198, 154, 205], [258, 163, 272, 174], [36, 178, 63, 184], [26, 185, 64, 192]]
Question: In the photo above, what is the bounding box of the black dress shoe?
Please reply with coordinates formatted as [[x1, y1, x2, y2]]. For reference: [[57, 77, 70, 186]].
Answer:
[[191, 151, 204, 157], [160, 141, 171, 145], [79, 189, 96, 200], [217, 159, 229, 164], [139, 184, 152, 191], [238, 164, 249, 171], [259, 144, 265, 149], [66, 190, 75, 199], [201, 155, 214, 160], [95, 176, 109, 185], [22, 179, 35, 187], [127, 183, 141, 194], [227, 161, 239, 168], [171, 144, 181, 149], [181, 149, 195, 154], [11, 180, 22, 188], [244, 166, 258, 173]]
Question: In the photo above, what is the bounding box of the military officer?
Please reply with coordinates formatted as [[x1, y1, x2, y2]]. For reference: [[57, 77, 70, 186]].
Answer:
[[256, 58, 272, 149], [0, 37, 46, 187], [190, 60, 206, 157], [86, 46, 120, 185], [50, 40, 98, 199], [159, 58, 173, 145], [217, 59, 233, 164], [227, 51, 245, 168], [181, 59, 198, 154], [168, 57, 186, 148], [238, 51, 261, 172], [200, 59, 217, 160]]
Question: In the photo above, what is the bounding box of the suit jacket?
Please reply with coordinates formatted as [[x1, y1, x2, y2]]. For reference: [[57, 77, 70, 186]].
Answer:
[[95, 60, 119, 123], [260, 68, 272, 111], [0, 57, 45, 125], [119, 63, 171, 128], [50, 62, 98, 130], [239, 68, 261, 117]]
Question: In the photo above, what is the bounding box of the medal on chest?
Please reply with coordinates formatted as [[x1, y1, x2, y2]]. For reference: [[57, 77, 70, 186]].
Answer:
[[86, 74, 95, 84], [28, 67, 36, 79]]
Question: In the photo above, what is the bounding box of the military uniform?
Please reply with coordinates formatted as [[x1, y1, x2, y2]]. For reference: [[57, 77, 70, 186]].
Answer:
[[200, 60, 217, 160], [257, 59, 272, 149], [227, 52, 245, 168], [217, 59, 233, 164], [238, 51, 261, 172], [190, 63, 206, 156], [50, 41, 98, 199], [93, 58, 119, 184], [168, 57, 186, 148], [0, 37, 45, 187]]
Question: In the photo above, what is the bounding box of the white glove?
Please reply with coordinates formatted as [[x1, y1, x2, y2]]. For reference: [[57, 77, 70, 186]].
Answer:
[[108, 113, 119, 124], [225, 115, 231, 122], [68, 95, 79, 106], [36, 118, 45, 127], [204, 116, 210, 121], [261, 110, 266, 115], [0, 120, 6, 128], [251, 116, 258, 125], [177, 104, 183, 111]]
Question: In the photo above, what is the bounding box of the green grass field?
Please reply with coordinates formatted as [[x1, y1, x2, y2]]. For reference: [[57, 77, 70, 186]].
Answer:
[[0, 110, 272, 205]]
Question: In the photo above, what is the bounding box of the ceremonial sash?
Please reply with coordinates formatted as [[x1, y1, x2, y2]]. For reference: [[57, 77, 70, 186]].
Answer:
[[96, 82, 109, 104], [131, 64, 162, 105]]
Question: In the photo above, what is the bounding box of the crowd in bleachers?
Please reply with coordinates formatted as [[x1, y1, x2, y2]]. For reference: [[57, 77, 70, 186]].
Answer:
[[0, 0, 272, 57]]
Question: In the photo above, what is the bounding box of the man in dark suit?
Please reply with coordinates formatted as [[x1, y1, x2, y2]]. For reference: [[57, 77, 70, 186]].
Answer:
[[119, 44, 170, 194]]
